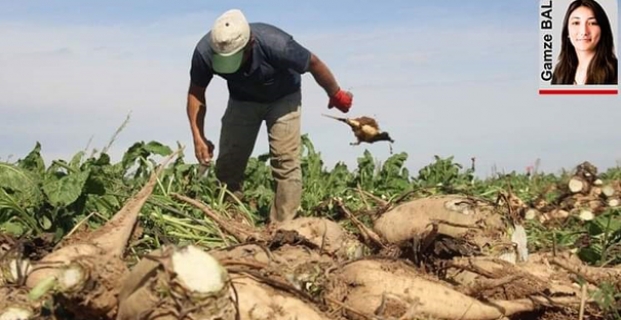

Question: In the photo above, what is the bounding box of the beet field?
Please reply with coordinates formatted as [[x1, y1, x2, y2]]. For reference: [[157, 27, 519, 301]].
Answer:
[[1, 135, 620, 320]]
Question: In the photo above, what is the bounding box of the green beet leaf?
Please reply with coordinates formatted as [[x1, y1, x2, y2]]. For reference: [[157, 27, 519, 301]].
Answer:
[[42, 169, 91, 208]]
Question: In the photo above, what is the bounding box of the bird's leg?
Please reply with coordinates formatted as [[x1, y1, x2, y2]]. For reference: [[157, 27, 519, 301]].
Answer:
[[350, 141, 361, 146]]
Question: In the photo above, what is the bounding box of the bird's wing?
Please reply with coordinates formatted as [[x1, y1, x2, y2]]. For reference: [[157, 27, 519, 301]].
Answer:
[[360, 124, 380, 137], [355, 116, 380, 129]]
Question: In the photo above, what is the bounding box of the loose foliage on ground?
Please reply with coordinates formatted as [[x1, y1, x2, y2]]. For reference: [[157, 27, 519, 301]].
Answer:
[[1, 135, 620, 320]]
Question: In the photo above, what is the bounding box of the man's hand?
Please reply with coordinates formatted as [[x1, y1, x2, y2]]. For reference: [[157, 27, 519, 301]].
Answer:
[[194, 136, 215, 166], [328, 89, 353, 113]]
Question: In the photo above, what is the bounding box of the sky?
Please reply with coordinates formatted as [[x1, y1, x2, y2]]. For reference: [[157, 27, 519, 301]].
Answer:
[[1, 0, 620, 178]]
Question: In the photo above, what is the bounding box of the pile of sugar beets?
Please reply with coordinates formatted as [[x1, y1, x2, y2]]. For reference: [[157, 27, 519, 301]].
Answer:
[[2, 150, 621, 320]]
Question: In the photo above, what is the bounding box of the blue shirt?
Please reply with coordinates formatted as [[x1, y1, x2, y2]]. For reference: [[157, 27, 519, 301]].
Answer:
[[190, 22, 312, 103]]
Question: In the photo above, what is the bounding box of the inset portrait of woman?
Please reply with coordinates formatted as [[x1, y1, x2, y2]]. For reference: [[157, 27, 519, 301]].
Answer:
[[551, 0, 618, 85]]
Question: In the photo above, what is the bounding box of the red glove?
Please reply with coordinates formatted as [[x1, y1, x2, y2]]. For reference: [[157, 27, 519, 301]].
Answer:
[[328, 89, 353, 113]]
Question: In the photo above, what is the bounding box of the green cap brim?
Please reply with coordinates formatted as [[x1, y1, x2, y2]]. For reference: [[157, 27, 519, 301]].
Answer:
[[212, 50, 244, 74]]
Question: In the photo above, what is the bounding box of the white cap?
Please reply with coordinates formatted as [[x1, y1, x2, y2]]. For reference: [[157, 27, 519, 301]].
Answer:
[[209, 9, 251, 74]]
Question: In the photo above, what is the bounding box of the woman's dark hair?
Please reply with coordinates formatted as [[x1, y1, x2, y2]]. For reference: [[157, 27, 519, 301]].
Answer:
[[551, 0, 618, 84]]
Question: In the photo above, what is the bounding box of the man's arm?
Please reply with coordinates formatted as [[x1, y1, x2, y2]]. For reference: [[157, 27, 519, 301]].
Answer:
[[187, 81, 215, 164], [186, 81, 207, 143], [271, 35, 351, 112], [307, 53, 341, 96], [307, 52, 352, 113]]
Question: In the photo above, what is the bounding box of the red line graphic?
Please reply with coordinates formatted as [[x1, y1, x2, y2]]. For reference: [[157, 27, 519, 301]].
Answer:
[[539, 89, 618, 95]]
